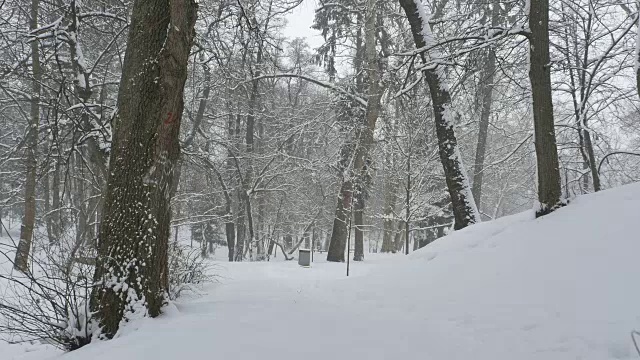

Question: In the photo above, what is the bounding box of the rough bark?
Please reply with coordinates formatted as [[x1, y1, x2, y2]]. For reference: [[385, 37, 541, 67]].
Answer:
[[14, 0, 41, 273], [325, 100, 359, 262], [326, 180, 352, 262], [398, 0, 480, 230], [90, 0, 197, 338], [528, 0, 563, 215]]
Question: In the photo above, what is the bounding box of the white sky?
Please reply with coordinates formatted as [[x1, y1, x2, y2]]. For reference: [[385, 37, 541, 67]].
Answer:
[[282, 0, 324, 50]]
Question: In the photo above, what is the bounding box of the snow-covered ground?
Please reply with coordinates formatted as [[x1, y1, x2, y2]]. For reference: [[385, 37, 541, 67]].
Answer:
[[4, 182, 640, 359]]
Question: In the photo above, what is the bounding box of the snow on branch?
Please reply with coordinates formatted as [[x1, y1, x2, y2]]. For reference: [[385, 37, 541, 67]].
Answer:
[[236, 73, 368, 107]]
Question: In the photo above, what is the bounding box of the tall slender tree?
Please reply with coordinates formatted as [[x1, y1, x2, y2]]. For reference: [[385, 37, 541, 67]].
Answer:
[[471, 0, 500, 211], [528, 0, 563, 215], [13, 0, 41, 273]]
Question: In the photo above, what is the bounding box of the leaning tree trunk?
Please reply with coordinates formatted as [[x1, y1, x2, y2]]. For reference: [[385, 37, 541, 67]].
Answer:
[[14, 0, 41, 273], [398, 0, 480, 230], [90, 0, 197, 338], [529, 0, 563, 216]]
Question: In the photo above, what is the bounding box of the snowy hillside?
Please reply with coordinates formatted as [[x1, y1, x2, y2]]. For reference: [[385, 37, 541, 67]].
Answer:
[[4, 182, 640, 360]]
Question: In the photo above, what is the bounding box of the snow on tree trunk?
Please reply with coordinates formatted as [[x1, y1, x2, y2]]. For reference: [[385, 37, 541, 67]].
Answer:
[[90, 0, 197, 338], [398, 0, 480, 230], [528, 0, 563, 215]]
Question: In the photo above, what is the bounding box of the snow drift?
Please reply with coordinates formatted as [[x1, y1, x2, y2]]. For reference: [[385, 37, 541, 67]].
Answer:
[[4, 181, 640, 359]]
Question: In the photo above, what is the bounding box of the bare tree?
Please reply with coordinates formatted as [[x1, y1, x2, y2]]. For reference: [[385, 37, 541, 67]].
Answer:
[[398, 0, 480, 230], [13, 0, 41, 273]]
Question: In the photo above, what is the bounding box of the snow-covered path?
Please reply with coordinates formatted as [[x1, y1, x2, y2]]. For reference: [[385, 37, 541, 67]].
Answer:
[[64, 257, 442, 360], [4, 182, 640, 359]]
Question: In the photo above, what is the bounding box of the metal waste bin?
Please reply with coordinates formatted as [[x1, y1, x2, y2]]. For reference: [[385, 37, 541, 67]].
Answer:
[[298, 249, 311, 267]]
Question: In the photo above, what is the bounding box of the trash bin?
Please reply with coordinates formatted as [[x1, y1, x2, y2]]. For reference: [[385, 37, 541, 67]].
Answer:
[[298, 249, 311, 267]]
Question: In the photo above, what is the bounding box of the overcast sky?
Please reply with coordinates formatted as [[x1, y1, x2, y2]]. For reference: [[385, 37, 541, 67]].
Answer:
[[282, 0, 324, 50]]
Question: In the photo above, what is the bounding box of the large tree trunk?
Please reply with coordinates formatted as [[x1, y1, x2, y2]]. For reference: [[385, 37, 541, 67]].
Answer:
[[352, 0, 382, 262], [14, 0, 41, 273], [328, 0, 381, 262], [528, 0, 563, 215], [398, 0, 480, 230], [325, 102, 359, 262], [90, 0, 197, 338], [326, 181, 352, 262], [326, 9, 365, 263]]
